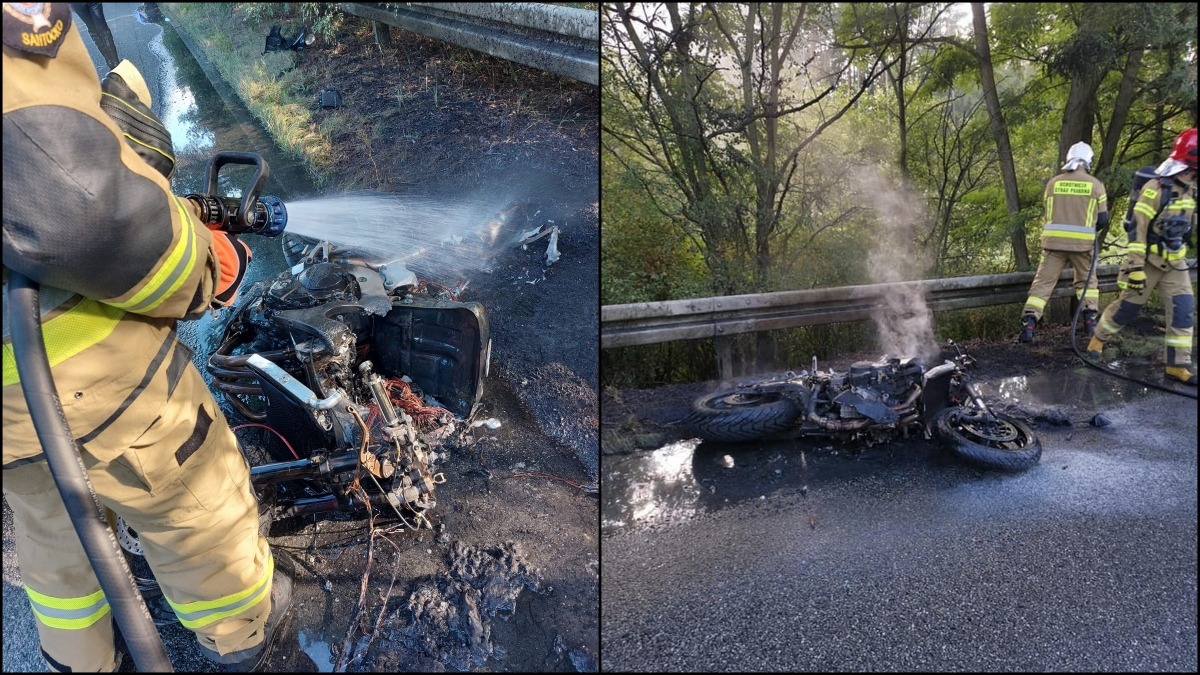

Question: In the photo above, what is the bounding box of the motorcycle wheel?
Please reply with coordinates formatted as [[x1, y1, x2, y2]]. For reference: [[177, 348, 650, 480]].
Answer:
[[935, 407, 1041, 472], [685, 390, 800, 443]]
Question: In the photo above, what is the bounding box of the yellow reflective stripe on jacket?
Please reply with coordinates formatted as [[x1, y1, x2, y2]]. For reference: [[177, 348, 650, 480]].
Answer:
[[1133, 202, 1157, 218], [107, 197, 199, 313], [2, 298, 126, 387], [166, 553, 273, 630], [1127, 242, 1147, 254], [25, 586, 110, 630], [1173, 198, 1196, 209], [1043, 224, 1095, 240]]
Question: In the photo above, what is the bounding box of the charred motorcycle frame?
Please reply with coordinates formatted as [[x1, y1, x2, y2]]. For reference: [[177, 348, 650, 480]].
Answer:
[[684, 342, 1041, 472]]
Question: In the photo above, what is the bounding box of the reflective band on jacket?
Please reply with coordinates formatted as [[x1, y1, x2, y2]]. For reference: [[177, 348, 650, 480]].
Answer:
[[25, 586, 110, 630], [1024, 296, 1047, 310], [1165, 335, 1192, 348], [165, 553, 273, 630], [1134, 202, 1158, 218], [107, 197, 199, 313], [1164, 246, 1189, 261], [1043, 223, 1095, 240], [1128, 242, 1147, 254], [2, 299, 126, 387]]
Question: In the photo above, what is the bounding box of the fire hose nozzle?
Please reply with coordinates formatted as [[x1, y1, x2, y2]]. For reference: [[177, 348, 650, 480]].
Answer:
[[184, 151, 288, 236], [184, 194, 288, 237]]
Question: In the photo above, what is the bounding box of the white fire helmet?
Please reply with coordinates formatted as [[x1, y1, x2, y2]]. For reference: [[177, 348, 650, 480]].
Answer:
[[1061, 142, 1094, 171]]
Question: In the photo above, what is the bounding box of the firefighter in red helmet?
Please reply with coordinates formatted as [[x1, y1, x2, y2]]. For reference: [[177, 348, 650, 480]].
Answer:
[[1088, 128, 1198, 385]]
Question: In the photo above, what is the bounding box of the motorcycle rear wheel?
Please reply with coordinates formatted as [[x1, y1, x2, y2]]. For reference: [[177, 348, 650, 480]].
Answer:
[[935, 407, 1041, 472], [685, 390, 800, 443]]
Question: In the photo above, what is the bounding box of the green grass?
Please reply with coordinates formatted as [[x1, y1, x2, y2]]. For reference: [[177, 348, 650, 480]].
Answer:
[[164, 3, 336, 185]]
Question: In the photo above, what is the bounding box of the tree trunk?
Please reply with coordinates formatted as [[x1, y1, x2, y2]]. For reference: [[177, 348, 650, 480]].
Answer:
[[1057, 68, 1104, 166], [1096, 49, 1144, 177], [971, 3, 1030, 270]]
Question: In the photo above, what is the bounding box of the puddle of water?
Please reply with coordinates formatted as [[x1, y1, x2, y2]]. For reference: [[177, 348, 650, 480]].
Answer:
[[151, 30, 216, 156], [977, 367, 1151, 408], [602, 439, 704, 533], [297, 628, 335, 672]]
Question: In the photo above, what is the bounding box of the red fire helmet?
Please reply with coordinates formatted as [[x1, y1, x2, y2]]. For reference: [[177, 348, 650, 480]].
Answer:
[[1168, 128, 1197, 170]]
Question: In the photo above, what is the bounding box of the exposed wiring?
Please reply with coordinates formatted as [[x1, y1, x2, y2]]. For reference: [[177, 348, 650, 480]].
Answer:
[[346, 405, 422, 530], [383, 377, 452, 431], [231, 422, 301, 459], [419, 278, 459, 301], [512, 471, 595, 492]]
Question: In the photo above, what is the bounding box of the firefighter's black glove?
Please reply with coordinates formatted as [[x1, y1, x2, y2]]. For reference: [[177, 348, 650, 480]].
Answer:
[[99, 60, 176, 178]]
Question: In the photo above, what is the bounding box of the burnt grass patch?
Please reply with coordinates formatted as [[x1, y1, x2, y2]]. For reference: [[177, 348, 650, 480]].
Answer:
[[303, 19, 597, 192]]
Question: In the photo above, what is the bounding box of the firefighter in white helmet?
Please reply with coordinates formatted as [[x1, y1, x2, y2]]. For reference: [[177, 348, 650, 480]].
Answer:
[[1018, 141, 1109, 343]]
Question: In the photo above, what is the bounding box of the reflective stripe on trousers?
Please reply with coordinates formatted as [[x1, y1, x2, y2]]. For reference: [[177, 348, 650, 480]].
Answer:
[[24, 586, 110, 630], [165, 552, 274, 630]]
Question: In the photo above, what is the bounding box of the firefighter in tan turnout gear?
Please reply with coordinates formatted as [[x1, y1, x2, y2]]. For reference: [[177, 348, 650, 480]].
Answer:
[[1087, 128, 1198, 385], [3, 4, 290, 671], [1019, 141, 1109, 343]]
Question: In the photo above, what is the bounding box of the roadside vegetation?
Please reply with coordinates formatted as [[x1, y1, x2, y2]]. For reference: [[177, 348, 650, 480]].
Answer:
[[602, 2, 1197, 388], [166, 3, 595, 189]]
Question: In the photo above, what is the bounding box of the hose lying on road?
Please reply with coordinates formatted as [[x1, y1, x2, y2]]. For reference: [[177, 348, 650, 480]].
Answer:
[[7, 272, 174, 672]]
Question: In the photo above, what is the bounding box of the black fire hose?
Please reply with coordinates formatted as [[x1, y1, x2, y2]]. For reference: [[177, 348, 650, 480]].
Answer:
[[6, 272, 174, 672], [1070, 235, 1198, 400]]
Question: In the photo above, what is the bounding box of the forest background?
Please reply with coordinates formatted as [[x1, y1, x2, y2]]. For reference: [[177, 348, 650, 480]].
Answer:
[[601, 2, 1198, 388]]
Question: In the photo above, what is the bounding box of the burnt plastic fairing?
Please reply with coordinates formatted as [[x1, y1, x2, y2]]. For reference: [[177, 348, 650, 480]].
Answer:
[[372, 297, 489, 418]]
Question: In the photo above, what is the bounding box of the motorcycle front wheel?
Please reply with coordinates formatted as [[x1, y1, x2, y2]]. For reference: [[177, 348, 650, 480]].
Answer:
[[935, 407, 1041, 472], [684, 390, 800, 443]]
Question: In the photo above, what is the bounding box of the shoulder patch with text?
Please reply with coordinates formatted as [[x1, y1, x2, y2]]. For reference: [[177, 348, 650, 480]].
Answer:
[[3, 3, 72, 58]]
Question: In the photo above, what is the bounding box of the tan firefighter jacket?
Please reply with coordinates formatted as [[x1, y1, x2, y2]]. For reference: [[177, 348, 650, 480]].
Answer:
[[1040, 167, 1108, 252], [2, 15, 223, 467], [1127, 175, 1197, 270]]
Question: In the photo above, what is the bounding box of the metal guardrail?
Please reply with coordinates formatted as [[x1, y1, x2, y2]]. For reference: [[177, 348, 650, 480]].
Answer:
[[339, 3, 598, 85], [601, 261, 1199, 349]]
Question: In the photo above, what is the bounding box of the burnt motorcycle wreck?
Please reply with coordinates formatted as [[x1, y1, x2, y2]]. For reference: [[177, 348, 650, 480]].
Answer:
[[208, 238, 490, 528], [685, 342, 1041, 471]]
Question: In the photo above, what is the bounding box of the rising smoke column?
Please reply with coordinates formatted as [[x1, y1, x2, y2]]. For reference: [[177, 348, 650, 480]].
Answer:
[[858, 167, 939, 363]]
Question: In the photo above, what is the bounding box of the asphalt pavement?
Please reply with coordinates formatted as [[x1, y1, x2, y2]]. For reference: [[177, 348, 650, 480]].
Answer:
[[601, 389, 1198, 671]]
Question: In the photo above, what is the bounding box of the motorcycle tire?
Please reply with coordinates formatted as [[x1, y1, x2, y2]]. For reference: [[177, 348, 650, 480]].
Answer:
[[685, 389, 800, 443], [935, 407, 1041, 472]]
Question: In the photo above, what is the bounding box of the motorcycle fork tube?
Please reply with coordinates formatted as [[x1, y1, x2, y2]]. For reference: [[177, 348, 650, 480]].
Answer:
[[961, 381, 996, 421], [250, 452, 360, 484], [283, 488, 410, 518]]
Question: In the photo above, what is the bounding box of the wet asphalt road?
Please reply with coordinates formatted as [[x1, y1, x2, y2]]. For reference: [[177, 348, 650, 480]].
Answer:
[[601, 389, 1198, 671]]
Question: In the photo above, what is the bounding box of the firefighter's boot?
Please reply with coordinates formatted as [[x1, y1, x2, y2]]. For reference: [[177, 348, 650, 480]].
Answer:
[[1165, 365, 1197, 385], [1086, 335, 1105, 360], [1081, 309, 1099, 337], [1018, 315, 1037, 344]]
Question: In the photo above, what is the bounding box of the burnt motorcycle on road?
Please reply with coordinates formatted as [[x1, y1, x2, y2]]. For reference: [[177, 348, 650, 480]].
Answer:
[[684, 342, 1041, 472]]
